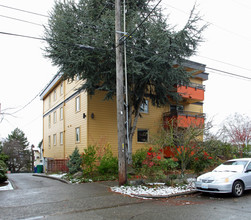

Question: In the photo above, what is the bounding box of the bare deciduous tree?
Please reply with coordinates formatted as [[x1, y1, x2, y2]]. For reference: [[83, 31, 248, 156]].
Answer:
[[221, 113, 251, 157]]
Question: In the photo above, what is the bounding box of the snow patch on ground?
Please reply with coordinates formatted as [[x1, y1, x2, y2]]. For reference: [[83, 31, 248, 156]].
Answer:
[[48, 173, 67, 179], [111, 178, 196, 198], [0, 180, 14, 191]]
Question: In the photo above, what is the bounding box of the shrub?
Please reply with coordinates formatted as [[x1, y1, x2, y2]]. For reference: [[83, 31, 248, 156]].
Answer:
[[97, 146, 118, 175], [132, 148, 148, 170], [0, 160, 7, 183], [82, 145, 97, 176], [67, 147, 82, 174], [133, 147, 178, 181], [191, 151, 214, 174]]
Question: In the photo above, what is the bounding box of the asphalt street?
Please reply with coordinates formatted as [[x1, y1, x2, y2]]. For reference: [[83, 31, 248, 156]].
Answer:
[[1, 173, 251, 220]]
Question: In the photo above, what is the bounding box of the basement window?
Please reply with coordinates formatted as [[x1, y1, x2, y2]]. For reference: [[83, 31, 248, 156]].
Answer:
[[137, 129, 148, 143]]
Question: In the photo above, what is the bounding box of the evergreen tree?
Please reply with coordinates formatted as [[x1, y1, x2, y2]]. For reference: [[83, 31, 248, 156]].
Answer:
[[44, 0, 207, 162], [2, 128, 30, 172], [67, 147, 82, 174]]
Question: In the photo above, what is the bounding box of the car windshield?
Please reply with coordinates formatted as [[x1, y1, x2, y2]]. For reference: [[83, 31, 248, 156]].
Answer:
[[213, 160, 248, 173]]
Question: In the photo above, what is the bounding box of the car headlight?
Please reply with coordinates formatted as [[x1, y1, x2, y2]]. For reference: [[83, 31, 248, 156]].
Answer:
[[215, 177, 229, 183]]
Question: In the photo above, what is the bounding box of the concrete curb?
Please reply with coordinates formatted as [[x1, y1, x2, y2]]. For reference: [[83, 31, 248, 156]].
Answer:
[[132, 190, 198, 199], [32, 174, 70, 184]]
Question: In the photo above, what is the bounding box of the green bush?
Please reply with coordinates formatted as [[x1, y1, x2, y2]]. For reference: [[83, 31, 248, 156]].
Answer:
[[160, 158, 179, 172], [0, 160, 7, 183], [82, 145, 97, 176], [97, 147, 118, 175], [132, 148, 148, 170], [67, 147, 82, 174], [191, 151, 214, 174]]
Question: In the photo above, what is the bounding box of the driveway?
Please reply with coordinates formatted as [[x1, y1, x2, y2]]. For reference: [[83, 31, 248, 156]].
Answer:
[[1, 173, 251, 219]]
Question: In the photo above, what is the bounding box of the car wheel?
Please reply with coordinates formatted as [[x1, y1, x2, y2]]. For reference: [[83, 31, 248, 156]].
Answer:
[[232, 180, 244, 197]]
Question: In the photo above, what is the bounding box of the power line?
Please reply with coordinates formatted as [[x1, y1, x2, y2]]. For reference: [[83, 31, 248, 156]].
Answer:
[[0, 31, 44, 41], [197, 55, 251, 73], [0, 4, 49, 18], [1, 29, 251, 82], [206, 67, 251, 81], [0, 14, 44, 27], [0, 31, 98, 50]]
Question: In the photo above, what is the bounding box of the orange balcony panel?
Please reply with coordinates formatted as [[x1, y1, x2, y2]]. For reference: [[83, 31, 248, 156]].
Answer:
[[163, 112, 205, 128], [177, 115, 204, 128], [177, 85, 204, 102]]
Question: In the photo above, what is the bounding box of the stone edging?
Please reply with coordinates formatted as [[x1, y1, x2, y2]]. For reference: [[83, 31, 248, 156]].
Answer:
[[32, 174, 70, 184], [132, 190, 198, 199]]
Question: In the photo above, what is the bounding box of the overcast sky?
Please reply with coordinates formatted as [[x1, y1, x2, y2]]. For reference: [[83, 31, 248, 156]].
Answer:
[[1, 0, 251, 146]]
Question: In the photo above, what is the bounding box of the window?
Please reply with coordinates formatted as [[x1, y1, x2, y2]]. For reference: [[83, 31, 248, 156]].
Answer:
[[137, 129, 148, 143], [75, 96, 80, 112], [60, 107, 63, 120], [76, 127, 80, 142], [48, 115, 51, 128], [170, 105, 184, 113], [60, 82, 63, 95], [140, 100, 149, 113], [76, 73, 80, 81], [49, 95, 51, 108], [60, 132, 63, 145], [48, 136, 51, 148], [53, 111, 57, 123], [53, 134, 57, 146], [53, 89, 57, 101]]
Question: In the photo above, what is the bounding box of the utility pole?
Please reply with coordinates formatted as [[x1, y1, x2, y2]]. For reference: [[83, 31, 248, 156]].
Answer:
[[115, 0, 127, 185]]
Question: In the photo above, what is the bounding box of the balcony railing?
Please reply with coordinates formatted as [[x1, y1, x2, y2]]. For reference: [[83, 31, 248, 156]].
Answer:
[[179, 82, 205, 91], [164, 111, 205, 118], [163, 111, 205, 128]]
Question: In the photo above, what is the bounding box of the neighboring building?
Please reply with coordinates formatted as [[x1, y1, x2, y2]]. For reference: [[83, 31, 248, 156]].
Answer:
[[40, 60, 208, 169], [33, 148, 41, 167]]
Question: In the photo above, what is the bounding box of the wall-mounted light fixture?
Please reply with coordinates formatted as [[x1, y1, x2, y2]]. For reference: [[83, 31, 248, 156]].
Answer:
[[83, 113, 86, 119], [91, 113, 94, 119]]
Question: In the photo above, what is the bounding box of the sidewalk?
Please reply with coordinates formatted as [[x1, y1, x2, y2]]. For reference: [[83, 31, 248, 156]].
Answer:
[[33, 173, 198, 199]]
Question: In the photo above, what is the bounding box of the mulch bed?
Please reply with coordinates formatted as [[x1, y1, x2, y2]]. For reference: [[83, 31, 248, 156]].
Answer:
[[0, 181, 8, 187]]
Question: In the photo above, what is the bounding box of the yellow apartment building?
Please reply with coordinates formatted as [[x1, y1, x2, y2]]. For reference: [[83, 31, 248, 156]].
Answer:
[[40, 60, 208, 171]]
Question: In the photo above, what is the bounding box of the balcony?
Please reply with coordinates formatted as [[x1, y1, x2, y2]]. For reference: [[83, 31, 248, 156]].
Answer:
[[163, 111, 205, 128], [176, 83, 205, 103]]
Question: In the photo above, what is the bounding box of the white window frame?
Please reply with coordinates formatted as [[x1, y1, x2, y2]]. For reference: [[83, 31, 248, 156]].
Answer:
[[60, 82, 63, 95], [48, 115, 51, 128], [140, 100, 149, 113], [49, 95, 51, 108], [53, 89, 57, 101], [75, 96, 80, 112], [60, 107, 63, 120], [53, 111, 57, 124], [53, 134, 57, 146], [76, 127, 80, 143], [60, 132, 63, 145]]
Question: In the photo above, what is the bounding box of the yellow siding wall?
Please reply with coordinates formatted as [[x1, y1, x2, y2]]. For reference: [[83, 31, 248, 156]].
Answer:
[[133, 104, 169, 152], [87, 91, 170, 155], [43, 81, 65, 159], [64, 91, 88, 158], [43, 79, 88, 159], [43, 75, 205, 159], [87, 91, 118, 155]]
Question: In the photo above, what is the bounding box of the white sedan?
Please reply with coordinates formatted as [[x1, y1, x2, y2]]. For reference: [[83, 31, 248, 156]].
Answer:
[[195, 158, 251, 197]]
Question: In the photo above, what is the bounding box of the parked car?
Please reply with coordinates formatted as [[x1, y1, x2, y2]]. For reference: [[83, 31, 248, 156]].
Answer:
[[195, 158, 251, 197]]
